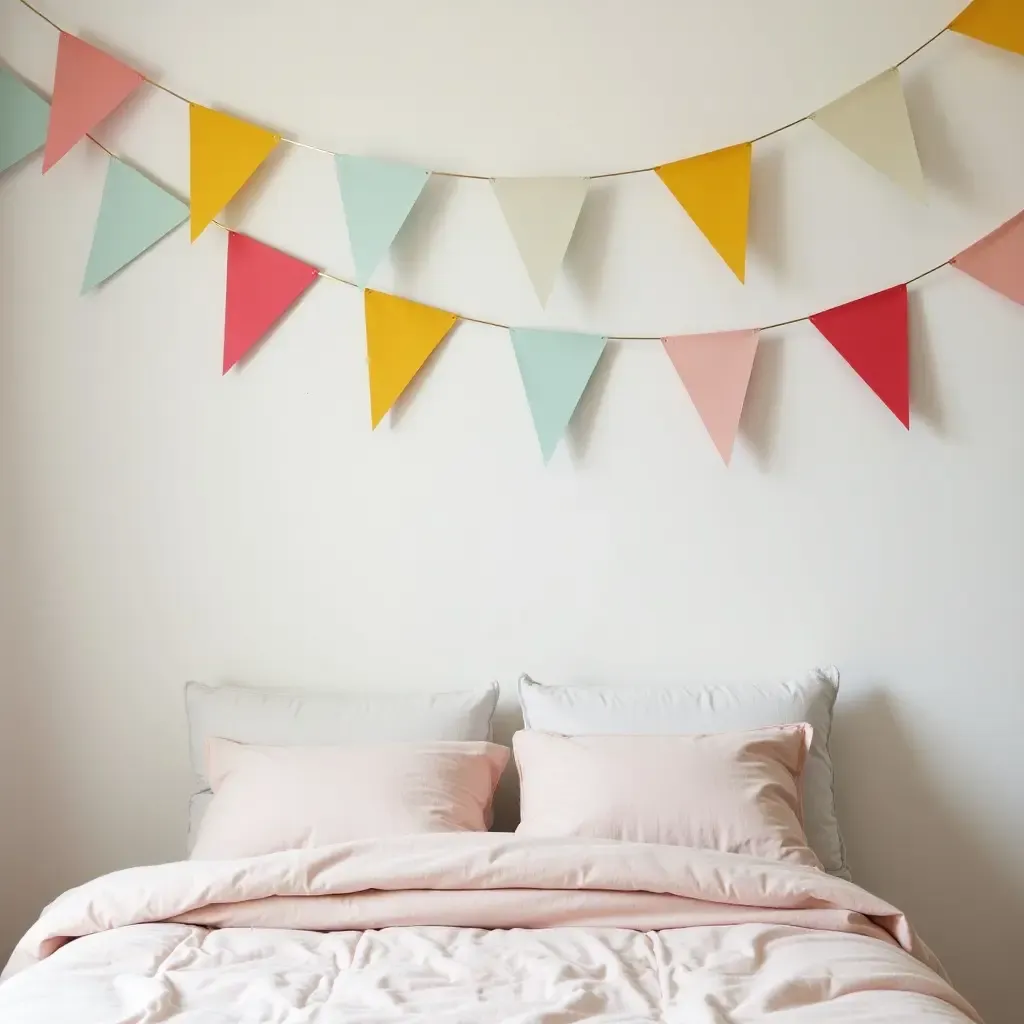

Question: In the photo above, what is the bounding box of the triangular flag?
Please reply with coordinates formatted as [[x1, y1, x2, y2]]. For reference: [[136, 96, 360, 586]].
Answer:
[[43, 33, 144, 172], [82, 158, 188, 291], [223, 232, 318, 373], [0, 68, 49, 174], [335, 155, 430, 286], [190, 104, 280, 241], [509, 328, 607, 462], [491, 177, 590, 304], [662, 329, 760, 465], [364, 290, 458, 428], [811, 69, 924, 197], [950, 211, 1024, 306], [655, 143, 751, 282], [950, 0, 1024, 58], [810, 284, 909, 427]]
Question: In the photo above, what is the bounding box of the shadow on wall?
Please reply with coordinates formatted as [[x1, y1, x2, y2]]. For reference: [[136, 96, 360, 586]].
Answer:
[[908, 287, 950, 438], [0, 666, 60, 964], [489, 702, 525, 832], [739, 333, 786, 470], [834, 690, 1021, 1024]]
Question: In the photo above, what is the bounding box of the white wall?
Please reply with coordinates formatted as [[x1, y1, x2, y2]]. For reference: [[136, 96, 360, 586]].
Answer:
[[1, 1, 1022, 1019]]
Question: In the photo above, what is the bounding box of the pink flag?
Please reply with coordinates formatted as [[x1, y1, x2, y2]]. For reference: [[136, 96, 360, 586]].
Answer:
[[662, 329, 760, 464], [223, 232, 319, 373], [810, 284, 909, 428], [950, 211, 1024, 307], [43, 33, 144, 172]]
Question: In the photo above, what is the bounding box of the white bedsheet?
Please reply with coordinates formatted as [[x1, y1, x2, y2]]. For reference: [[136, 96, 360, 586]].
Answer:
[[0, 920, 978, 1023]]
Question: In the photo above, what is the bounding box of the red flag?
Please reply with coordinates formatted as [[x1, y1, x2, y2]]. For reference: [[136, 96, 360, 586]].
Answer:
[[810, 284, 909, 428], [43, 33, 144, 172], [223, 232, 319, 373]]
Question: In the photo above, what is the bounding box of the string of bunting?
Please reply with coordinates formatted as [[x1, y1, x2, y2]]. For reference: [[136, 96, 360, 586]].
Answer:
[[5, 0, 964, 179], [0, 0, 1022, 464]]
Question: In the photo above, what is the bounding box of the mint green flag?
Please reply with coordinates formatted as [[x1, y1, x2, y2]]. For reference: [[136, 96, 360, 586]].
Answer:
[[0, 68, 49, 174], [335, 154, 430, 285], [82, 157, 188, 291], [509, 328, 607, 462]]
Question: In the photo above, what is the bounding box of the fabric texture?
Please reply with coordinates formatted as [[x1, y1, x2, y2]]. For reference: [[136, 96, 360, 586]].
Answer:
[[1, 834, 979, 1023], [190, 739, 508, 860], [514, 726, 819, 866], [518, 668, 847, 876], [184, 680, 498, 845]]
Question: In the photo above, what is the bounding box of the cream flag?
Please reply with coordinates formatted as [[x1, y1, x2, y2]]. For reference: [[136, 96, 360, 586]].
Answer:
[[492, 177, 590, 305], [811, 69, 924, 197]]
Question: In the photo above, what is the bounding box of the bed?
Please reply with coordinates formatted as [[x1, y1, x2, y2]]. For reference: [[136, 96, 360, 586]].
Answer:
[[0, 673, 983, 1023]]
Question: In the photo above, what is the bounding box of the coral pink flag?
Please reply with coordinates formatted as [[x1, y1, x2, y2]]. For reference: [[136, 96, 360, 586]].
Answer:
[[43, 33, 144, 172], [662, 329, 760, 464], [223, 232, 319, 373], [810, 284, 909, 428], [950, 212, 1024, 307]]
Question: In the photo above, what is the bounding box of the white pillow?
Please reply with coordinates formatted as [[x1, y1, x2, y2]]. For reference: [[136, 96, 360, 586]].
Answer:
[[517, 668, 847, 878], [185, 680, 499, 847]]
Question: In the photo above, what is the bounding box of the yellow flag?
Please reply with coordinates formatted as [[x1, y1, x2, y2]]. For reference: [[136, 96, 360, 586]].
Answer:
[[655, 142, 752, 282], [950, 0, 1024, 57], [364, 290, 458, 428], [189, 104, 279, 240]]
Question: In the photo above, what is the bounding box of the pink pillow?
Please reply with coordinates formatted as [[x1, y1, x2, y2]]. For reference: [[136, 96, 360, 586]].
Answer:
[[191, 739, 509, 860], [514, 725, 820, 867]]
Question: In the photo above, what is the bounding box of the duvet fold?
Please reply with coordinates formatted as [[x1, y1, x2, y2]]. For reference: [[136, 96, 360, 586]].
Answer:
[[5, 833, 940, 970]]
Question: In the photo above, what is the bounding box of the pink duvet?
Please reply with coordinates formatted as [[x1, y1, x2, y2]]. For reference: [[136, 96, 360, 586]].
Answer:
[[0, 833, 981, 1022]]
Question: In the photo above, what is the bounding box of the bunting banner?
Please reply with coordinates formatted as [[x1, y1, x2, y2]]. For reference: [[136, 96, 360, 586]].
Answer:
[[655, 143, 752, 283], [662, 330, 760, 465], [364, 290, 458, 428], [2, 3, 1024, 465], [950, 211, 1024, 305], [509, 328, 607, 461], [950, 0, 1024, 58], [335, 155, 431, 286], [811, 69, 924, 197], [189, 104, 280, 241], [0, 67, 49, 174], [223, 232, 318, 373], [43, 33, 143, 173], [810, 284, 910, 428], [491, 177, 590, 305], [6, 0, 1024, 300], [82, 158, 188, 291]]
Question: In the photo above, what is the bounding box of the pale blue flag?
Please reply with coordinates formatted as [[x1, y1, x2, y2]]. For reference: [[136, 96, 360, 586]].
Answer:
[[0, 67, 50, 174], [82, 157, 188, 291], [509, 328, 607, 462], [335, 154, 430, 285]]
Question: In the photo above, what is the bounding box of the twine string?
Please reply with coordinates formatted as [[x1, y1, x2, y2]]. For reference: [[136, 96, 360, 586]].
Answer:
[[8, 0, 960, 338], [16, 0, 951, 179]]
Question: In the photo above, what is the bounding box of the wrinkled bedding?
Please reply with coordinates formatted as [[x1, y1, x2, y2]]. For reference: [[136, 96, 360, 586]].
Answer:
[[0, 834, 981, 1023]]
